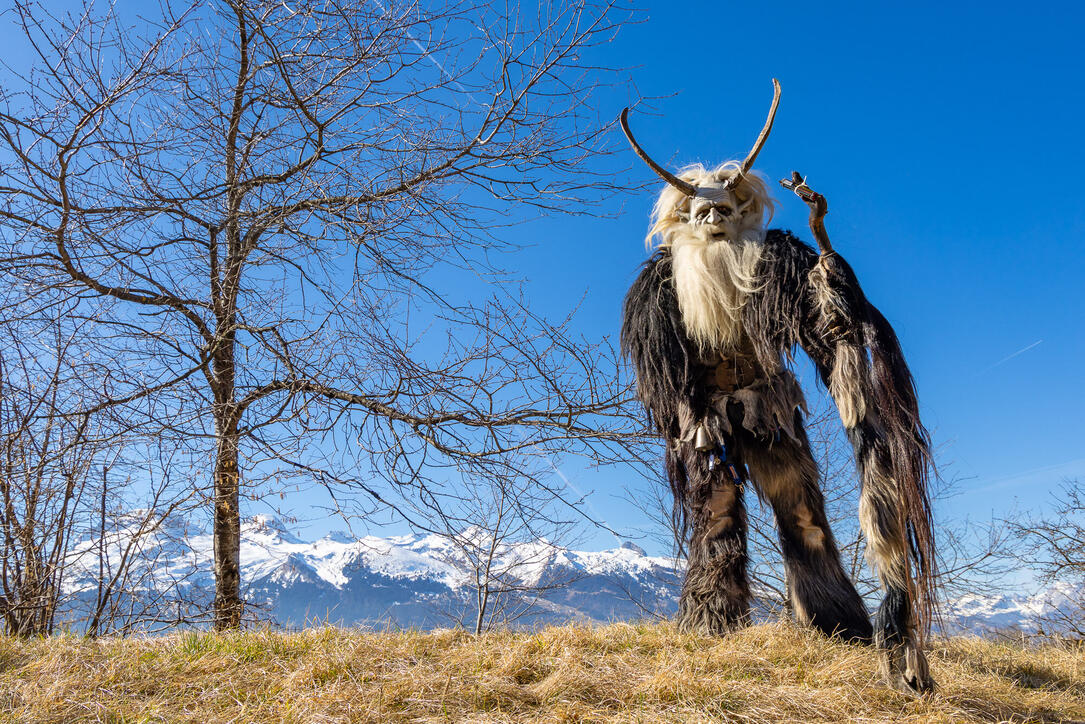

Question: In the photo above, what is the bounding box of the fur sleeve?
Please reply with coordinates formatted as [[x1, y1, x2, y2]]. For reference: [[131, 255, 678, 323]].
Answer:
[[746, 228, 937, 630], [620, 251, 702, 440], [743, 229, 821, 371]]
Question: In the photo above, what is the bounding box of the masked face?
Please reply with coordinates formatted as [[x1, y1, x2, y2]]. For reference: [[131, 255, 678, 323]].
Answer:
[[657, 171, 768, 353], [685, 180, 761, 243]]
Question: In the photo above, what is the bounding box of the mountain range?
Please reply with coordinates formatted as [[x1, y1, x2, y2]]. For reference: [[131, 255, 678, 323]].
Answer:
[[61, 514, 1073, 634]]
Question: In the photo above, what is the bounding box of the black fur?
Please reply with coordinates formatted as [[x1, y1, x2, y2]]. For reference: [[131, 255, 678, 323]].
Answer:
[[747, 230, 936, 634], [873, 585, 911, 649], [743, 230, 820, 371], [874, 584, 933, 694], [621, 250, 701, 440], [621, 251, 704, 544], [621, 229, 935, 692]]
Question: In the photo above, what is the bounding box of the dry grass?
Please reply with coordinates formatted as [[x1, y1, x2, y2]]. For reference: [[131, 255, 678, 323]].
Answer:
[[0, 621, 1082, 723]]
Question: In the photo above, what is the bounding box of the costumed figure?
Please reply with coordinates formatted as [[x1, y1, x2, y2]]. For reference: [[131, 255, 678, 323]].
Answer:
[[619, 80, 937, 695]]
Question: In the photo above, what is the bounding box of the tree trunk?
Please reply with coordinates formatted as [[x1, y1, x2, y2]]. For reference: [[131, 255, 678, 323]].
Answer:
[[474, 585, 488, 636], [211, 319, 242, 630], [212, 417, 242, 630]]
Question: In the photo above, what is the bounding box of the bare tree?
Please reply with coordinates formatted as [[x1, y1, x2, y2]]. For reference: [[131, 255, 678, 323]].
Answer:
[[1007, 481, 1085, 638], [0, 0, 641, 629], [0, 291, 202, 636], [0, 318, 100, 635], [413, 463, 586, 635], [77, 459, 202, 637]]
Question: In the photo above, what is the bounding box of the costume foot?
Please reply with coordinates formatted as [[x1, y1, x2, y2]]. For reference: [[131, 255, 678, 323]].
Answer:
[[880, 639, 935, 697]]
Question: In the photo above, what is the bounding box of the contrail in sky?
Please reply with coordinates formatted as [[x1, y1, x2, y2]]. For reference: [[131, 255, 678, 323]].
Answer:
[[368, 0, 475, 99], [546, 458, 625, 546], [977, 339, 1043, 375], [970, 455, 1085, 494]]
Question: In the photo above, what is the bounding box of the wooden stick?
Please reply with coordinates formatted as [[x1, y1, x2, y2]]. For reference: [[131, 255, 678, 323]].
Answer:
[[780, 171, 833, 255]]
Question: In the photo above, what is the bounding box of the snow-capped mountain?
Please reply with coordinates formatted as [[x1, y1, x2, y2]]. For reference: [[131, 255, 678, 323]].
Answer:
[[941, 581, 1082, 634], [60, 514, 1075, 633], [61, 514, 682, 629]]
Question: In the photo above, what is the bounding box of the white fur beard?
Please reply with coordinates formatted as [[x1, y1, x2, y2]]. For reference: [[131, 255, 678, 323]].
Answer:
[[670, 229, 764, 353]]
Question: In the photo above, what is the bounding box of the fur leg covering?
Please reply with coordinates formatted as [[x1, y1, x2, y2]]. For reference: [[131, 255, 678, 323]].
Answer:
[[740, 424, 872, 641], [748, 232, 936, 694], [674, 442, 751, 634], [850, 422, 935, 695], [874, 584, 933, 696]]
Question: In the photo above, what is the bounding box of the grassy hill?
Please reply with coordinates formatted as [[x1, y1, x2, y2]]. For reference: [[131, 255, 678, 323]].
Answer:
[[1, 622, 1081, 722]]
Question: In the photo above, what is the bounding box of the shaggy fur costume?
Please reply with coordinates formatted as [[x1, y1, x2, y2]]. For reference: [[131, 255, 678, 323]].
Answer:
[[622, 228, 936, 695]]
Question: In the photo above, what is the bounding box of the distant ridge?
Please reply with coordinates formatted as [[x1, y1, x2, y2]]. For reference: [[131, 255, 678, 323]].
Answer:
[[60, 514, 1074, 632]]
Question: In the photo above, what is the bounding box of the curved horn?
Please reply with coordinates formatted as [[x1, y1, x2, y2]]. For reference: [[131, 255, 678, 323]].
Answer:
[[727, 78, 782, 188], [620, 108, 697, 197]]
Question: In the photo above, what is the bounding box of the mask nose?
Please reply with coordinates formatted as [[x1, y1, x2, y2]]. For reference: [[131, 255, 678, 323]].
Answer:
[[705, 208, 723, 225]]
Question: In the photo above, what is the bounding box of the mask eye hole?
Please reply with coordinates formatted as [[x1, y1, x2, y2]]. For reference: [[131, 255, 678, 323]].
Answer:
[[717, 206, 733, 217]]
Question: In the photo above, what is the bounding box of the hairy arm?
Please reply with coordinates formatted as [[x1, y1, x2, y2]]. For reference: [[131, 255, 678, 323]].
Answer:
[[620, 251, 703, 441]]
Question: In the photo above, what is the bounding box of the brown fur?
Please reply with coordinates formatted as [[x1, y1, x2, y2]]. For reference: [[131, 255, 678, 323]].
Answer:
[[622, 226, 936, 693], [736, 421, 872, 642], [675, 442, 751, 635]]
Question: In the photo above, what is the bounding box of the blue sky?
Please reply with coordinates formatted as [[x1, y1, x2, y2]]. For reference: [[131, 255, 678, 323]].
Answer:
[[3, 1, 1081, 553], [508, 0, 1085, 545]]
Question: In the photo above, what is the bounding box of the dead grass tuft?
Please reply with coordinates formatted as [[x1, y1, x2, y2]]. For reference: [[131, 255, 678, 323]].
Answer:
[[0, 621, 1081, 722]]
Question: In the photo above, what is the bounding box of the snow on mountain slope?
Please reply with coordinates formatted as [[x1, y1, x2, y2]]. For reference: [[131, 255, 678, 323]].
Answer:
[[59, 514, 1074, 633], [60, 514, 681, 629], [942, 580, 1082, 634]]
